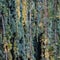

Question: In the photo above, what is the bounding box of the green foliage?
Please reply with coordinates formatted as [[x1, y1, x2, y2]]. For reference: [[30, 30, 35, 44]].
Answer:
[[0, 0, 60, 60]]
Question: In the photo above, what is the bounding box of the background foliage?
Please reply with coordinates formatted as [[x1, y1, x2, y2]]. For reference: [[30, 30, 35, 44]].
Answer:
[[0, 0, 60, 60]]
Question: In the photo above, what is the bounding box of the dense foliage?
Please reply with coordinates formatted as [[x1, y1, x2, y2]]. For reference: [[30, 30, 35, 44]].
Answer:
[[0, 0, 60, 60]]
